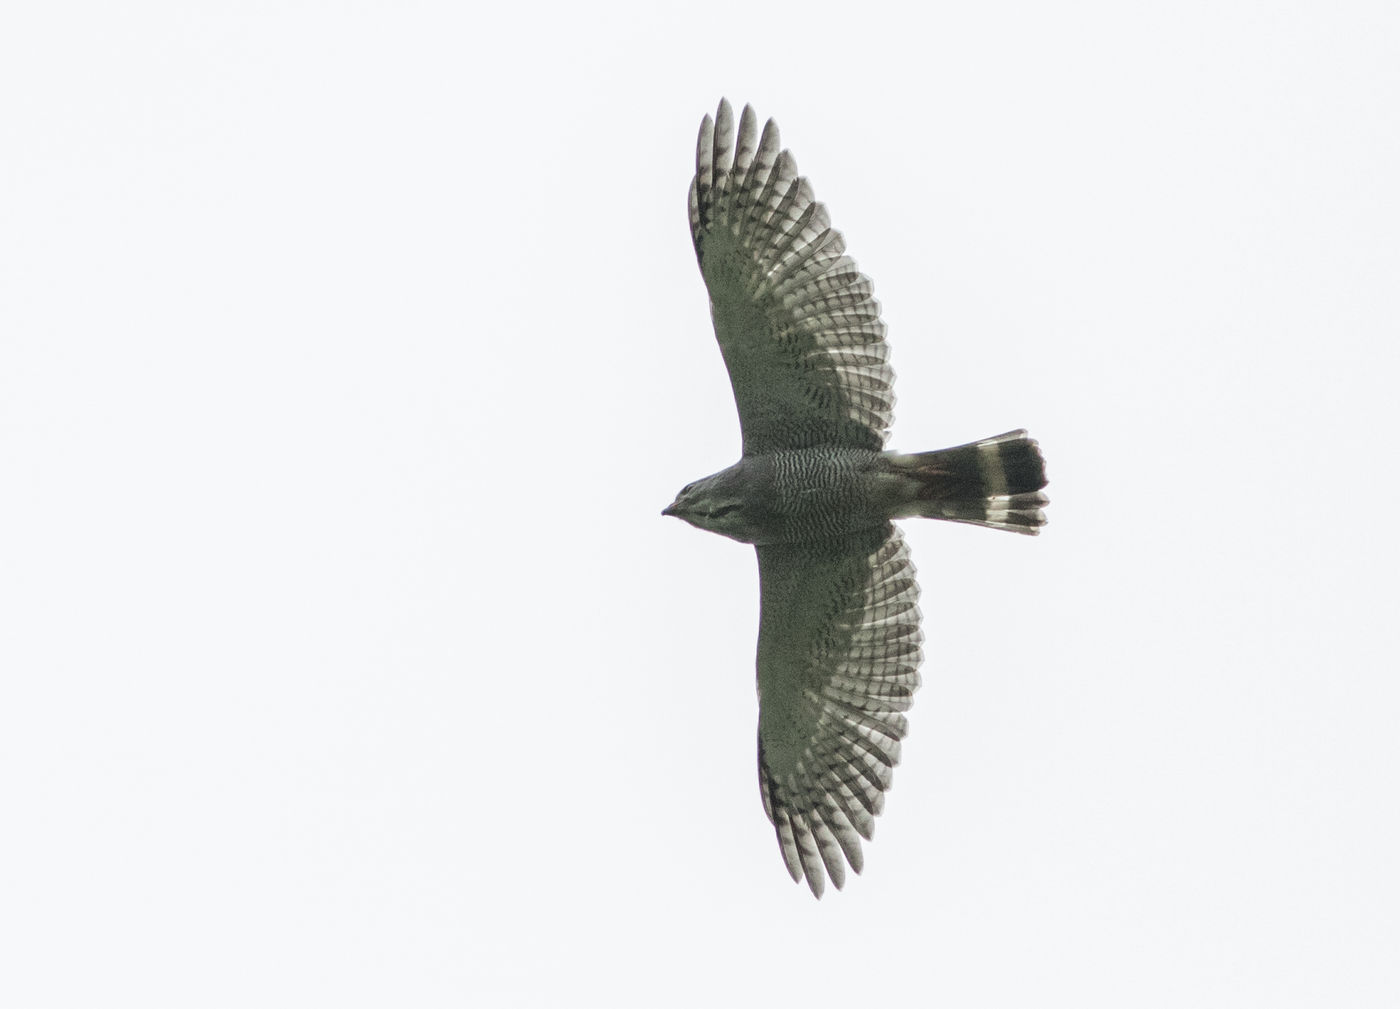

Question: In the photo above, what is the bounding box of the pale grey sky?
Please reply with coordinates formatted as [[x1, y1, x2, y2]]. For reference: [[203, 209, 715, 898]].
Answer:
[[3, 2, 1398, 1006]]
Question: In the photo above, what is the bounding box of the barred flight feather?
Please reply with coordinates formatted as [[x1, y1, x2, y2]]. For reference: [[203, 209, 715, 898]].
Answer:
[[690, 98, 895, 454], [755, 526, 923, 897], [881, 430, 1050, 534]]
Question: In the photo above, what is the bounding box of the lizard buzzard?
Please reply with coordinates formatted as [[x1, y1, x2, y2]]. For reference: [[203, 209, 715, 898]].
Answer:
[[664, 100, 1049, 896]]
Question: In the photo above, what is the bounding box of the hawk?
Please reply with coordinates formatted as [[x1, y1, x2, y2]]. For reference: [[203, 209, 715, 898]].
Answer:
[[663, 100, 1050, 897]]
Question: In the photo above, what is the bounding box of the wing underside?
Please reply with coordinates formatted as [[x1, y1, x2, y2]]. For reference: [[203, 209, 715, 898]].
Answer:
[[754, 525, 924, 897], [689, 99, 895, 454]]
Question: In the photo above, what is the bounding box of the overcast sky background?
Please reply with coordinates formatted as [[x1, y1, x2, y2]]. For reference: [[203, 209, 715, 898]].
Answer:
[[3, 2, 1398, 1006]]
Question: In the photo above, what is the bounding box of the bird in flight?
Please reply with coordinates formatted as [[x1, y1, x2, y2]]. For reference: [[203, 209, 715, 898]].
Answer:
[[663, 100, 1050, 897]]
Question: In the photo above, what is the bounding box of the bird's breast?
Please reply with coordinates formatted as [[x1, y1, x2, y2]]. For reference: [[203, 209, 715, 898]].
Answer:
[[739, 448, 885, 544]]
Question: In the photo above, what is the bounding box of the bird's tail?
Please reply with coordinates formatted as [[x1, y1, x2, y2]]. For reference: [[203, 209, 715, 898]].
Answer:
[[881, 430, 1049, 535]]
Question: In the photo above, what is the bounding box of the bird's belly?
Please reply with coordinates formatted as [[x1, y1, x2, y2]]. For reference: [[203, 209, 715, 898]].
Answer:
[[747, 449, 885, 543]]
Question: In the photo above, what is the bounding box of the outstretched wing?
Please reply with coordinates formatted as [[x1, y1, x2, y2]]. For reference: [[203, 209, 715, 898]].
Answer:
[[754, 525, 924, 897], [689, 99, 895, 455]]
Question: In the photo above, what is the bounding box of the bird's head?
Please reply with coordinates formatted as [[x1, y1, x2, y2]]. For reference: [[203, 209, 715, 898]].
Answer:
[[662, 465, 759, 543]]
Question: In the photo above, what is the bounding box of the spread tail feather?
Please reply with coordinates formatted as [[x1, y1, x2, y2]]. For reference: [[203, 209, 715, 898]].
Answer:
[[883, 430, 1049, 534]]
